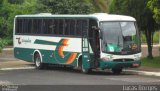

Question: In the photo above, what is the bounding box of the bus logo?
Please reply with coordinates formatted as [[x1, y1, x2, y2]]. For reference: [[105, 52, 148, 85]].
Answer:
[[16, 37, 21, 44]]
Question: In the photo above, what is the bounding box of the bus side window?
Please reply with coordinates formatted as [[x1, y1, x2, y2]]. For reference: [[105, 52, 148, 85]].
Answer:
[[23, 19, 28, 34], [32, 19, 41, 34], [16, 19, 22, 34], [54, 19, 59, 35], [70, 20, 76, 35], [59, 19, 64, 35], [22, 19, 25, 33], [45, 19, 54, 34], [42, 19, 50, 34], [64, 19, 70, 35], [82, 20, 88, 31], [26, 19, 32, 34], [76, 20, 82, 36], [49, 19, 55, 34], [64, 19, 76, 36], [76, 19, 88, 36], [22, 19, 26, 33]]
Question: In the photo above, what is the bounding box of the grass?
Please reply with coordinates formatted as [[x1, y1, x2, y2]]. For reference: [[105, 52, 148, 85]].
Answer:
[[141, 56, 160, 68], [0, 38, 13, 52], [141, 31, 159, 44]]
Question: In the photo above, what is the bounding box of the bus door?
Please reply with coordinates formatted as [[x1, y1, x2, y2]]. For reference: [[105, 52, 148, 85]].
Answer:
[[81, 19, 91, 72], [89, 20, 100, 68]]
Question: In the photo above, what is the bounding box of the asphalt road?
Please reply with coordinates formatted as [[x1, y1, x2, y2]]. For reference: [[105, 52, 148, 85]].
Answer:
[[0, 67, 160, 85]]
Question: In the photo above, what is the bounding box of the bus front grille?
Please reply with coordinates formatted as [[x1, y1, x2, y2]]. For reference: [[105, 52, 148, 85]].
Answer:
[[113, 59, 134, 62]]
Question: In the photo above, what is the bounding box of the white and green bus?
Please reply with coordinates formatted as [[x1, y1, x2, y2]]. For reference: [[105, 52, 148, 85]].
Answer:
[[14, 13, 141, 74]]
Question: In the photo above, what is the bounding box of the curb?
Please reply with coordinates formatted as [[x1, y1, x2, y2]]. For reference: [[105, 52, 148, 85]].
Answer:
[[2, 48, 13, 51], [141, 45, 160, 47], [125, 70, 160, 77], [0, 58, 17, 61], [0, 66, 35, 71]]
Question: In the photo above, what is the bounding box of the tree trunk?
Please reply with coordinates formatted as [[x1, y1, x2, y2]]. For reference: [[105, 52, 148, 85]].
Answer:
[[144, 29, 153, 59]]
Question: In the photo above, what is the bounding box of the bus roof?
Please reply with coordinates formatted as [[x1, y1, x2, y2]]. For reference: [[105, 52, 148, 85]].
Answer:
[[15, 13, 136, 21]]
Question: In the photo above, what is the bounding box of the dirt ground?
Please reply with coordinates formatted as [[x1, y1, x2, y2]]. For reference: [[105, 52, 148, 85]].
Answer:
[[0, 49, 33, 68], [141, 46, 160, 57]]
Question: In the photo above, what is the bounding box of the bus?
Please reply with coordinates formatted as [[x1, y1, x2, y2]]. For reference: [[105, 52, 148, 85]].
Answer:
[[13, 13, 141, 74]]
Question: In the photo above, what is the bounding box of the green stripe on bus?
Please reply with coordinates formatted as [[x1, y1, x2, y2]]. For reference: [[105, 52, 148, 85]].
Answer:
[[34, 39, 58, 45], [14, 47, 80, 66]]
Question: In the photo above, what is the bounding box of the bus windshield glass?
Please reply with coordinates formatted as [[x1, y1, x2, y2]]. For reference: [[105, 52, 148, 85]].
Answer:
[[100, 21, 141, 55]]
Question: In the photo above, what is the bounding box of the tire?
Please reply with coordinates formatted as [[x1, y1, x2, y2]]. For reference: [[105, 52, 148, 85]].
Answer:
[[112, 68, 122, 75], [34, 53, 44, 69]]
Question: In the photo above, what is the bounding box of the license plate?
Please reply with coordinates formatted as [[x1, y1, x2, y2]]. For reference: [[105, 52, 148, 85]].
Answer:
[[133, 63, 139, 67]]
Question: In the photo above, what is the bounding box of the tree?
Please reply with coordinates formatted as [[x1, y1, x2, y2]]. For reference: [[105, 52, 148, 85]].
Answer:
[[36, 0, 95, 14], [0, 0, 37, 52], [0, 0, 37, 38], [109, 0, 159, 59], [148, 0, 160, 24], [91, 0, 108, 12]]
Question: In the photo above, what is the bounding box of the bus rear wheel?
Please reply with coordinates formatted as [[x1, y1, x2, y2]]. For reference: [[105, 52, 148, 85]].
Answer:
[[34, 53, 44, 69], [112, 68, 122, 75]]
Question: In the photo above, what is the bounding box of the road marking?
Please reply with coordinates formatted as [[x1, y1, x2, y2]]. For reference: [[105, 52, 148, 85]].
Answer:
[[0, 67, 35, 71], [2, 48, 13, 51], [141, 45, 160, 47], [0, 58, 17, 61], [125, 70, 160, 77], [0, 81, 13, 85], [106, 77, 160, 83]]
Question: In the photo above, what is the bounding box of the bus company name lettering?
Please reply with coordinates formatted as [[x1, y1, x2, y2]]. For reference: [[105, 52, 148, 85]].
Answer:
[[16, 37, 31, 44]]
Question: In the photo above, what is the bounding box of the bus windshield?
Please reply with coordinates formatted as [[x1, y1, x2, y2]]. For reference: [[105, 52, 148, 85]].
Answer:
[[100, 21, 141, 55]]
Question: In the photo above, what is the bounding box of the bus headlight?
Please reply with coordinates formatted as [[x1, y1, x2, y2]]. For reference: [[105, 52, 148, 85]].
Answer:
[[134, 54, 141, 61], [101, 54, 113, 61], [101, 57, 113, 61], [134, 57, 140, 61]]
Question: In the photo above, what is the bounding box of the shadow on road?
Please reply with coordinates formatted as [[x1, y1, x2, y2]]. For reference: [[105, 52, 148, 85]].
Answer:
[[38, 64, 136, 76]]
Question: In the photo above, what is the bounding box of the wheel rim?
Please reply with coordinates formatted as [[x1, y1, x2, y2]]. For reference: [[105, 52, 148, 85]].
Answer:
[[35, 57, 41, 67]]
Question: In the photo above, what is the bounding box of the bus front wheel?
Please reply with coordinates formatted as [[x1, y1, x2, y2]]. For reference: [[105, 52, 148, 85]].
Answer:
[[112, 68, 122, 75], [34, 53, 44, 69]]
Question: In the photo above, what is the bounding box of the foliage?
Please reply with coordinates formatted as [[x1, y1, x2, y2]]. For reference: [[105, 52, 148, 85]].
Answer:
[[141, 32, 159, 43], [36, 0, 95, 14], [0, 0, 111, 40], [91, 0, 108, 12], [148, 0, 160, 24], [0, 0, 37, 51], [36, 0, 113, 14], [141, 56, 160, 68], [0, 0, 11, 38], [0, 0, 37, 38], [109, 0, 159, 59], [0, 38, 8, 52]]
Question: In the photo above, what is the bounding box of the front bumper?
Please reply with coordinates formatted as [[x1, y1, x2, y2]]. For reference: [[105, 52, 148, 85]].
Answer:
[[100, 60, 141, 69]]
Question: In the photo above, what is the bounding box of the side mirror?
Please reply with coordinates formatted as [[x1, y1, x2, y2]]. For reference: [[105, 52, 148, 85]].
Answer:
[[91, 26, 103, 39], [91, 26, 98, 30]]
